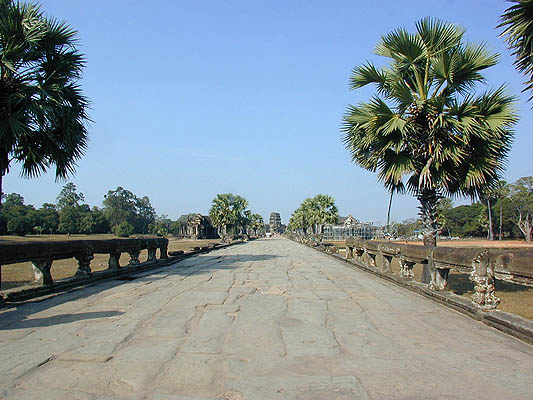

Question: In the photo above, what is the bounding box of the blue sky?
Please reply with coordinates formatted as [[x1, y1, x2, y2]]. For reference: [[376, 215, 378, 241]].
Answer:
[[6, 0, 533, 224]]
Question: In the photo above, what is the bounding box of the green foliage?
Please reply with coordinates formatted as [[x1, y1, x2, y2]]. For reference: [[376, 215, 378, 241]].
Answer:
[[113, 222, 134, 237], [209, 193, 249, 239], [248, 213, 265, 235], [58, 205, 81, 234], [56, 183, 85, 210], [508, 176, 533, 240], [0, 0, 90, 196], [342, 17, 517, 245], [288, 194, 339, 238], [499, 0, 533, 101], [103, 187, 156, 234]]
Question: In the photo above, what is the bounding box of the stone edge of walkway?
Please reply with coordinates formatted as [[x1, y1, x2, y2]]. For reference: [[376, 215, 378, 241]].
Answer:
[[289, 238, 533, 345], [0, 240, 247, 306]]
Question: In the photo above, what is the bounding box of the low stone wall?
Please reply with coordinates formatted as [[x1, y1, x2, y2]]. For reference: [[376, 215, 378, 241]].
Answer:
[[345, 238, 533, 311], [0, 238, 169, 298]]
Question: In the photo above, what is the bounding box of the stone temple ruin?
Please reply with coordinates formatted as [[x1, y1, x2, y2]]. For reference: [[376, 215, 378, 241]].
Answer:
[[186, 214, 218, 239]]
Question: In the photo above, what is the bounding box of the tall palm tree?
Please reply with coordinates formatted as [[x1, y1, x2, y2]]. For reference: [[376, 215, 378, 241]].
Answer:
[[209, 193, 248, 240], [499, 0, 533, 101], [0, 0, 90, 202], [309, 194, 339, 237], [342, 18, 517, 246]]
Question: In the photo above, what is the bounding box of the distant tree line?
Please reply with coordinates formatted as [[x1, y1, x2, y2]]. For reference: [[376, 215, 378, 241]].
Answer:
[[0, 187, 267, 239], [391, 177, 533, 241], [0, 183, 159, 237]]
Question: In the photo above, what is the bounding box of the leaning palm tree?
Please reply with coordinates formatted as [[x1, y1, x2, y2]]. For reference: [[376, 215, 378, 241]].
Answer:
[[0, 0, 90, 202], [342, 18, 517, 246], [499, 0, 533, 101]]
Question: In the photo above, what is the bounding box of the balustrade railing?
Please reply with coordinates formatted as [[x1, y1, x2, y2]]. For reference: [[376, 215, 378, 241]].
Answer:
[[0, 238, 169, 288], [344, 238, 533, 311]]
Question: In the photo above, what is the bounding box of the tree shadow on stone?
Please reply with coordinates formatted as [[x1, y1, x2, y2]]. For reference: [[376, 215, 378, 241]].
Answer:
[[0, 310, 123, 330]]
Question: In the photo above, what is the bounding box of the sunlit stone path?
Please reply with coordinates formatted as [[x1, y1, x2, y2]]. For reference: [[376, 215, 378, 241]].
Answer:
[[1, 237, 533, 399]]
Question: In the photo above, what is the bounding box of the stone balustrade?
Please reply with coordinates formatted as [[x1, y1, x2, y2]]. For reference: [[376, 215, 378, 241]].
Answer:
[[0, 238, 169, 288], [345, 238, 533, 311]]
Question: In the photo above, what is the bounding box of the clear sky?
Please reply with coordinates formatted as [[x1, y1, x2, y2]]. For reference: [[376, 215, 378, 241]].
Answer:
[[6, 0, 533, 224]]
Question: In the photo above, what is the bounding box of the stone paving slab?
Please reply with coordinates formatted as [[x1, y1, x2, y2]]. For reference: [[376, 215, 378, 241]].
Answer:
[[1, 237, 533, 399]]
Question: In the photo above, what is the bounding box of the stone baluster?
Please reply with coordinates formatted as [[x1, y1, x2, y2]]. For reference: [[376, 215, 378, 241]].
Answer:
[[108, 250, 121, 270], [399, 258, 415, 279], [159, 243, 168, 260], [75, 253, 94, 277], [469, 251, 500, 310], [147, 247, 157, 262], [31, 258, 53, 285], [345, 244, 354, 260], [380, 253, 393, 273], [429, 262, 450, 290]]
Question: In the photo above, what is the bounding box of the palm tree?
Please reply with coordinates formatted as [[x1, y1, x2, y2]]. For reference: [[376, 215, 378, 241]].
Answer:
[[0, 0, 90, 203], [209, 193, 248, 240], [342, 18, 517, 247], [499, 0, 533, 101], [309, 194, 339, 238]]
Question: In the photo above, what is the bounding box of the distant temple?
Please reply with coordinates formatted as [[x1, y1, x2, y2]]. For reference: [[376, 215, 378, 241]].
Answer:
[[269, 212, 282, 233], [186, 214, 219, 239]]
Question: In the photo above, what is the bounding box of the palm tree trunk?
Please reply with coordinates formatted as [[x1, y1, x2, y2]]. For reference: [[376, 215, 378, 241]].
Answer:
[[386, 191, 393, 235], [417, 189, 439, 284], [499, 202, 503, 240], [487, 199, 494, 240], [417, 189, 439, 247]]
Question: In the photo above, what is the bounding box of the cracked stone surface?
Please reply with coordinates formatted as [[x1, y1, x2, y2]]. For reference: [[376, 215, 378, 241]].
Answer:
[[1, 237, 533, 399]]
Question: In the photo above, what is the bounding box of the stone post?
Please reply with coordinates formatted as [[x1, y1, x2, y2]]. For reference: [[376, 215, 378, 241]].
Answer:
[[75, 254, 94, 277], [31, 259, 53, 285], [147, 247, 157, 262], [428, 262, 450, 290], [469, 251, 500, 310], [159, 243, 168, 260], [380, 253, 393, 273], [108, 250, 121, 271], [345, 245, 353, 260]]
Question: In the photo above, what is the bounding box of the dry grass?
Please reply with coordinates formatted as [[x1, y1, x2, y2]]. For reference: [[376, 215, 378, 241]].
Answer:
[[0, 235, 220, 291], [327, 240, 533, 321]]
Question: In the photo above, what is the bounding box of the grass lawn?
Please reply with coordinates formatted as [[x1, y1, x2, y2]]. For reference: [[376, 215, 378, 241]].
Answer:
[[326, 240, 533, 321], [0, 235, 220, 291]]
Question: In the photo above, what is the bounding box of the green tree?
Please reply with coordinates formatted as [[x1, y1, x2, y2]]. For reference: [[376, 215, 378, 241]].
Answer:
[[209, 193, 249, 240], [508, 176, 533, 241], [103, 187, 138, 228], [342, 18, 517, 247], [248, 213, 264, 236], [113, 221, 134, 238], [0, 193, 35, 235], [499, 0, 533, 101], [308, 194, 339, 237], [58, 205, 81, 234], [34, 203, 59, 233], [56, 183, 85, 210], [0, 0, 90, 202]]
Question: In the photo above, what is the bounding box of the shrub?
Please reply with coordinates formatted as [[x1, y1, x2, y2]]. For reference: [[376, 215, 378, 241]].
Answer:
[[113, 222, 134, 237]]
